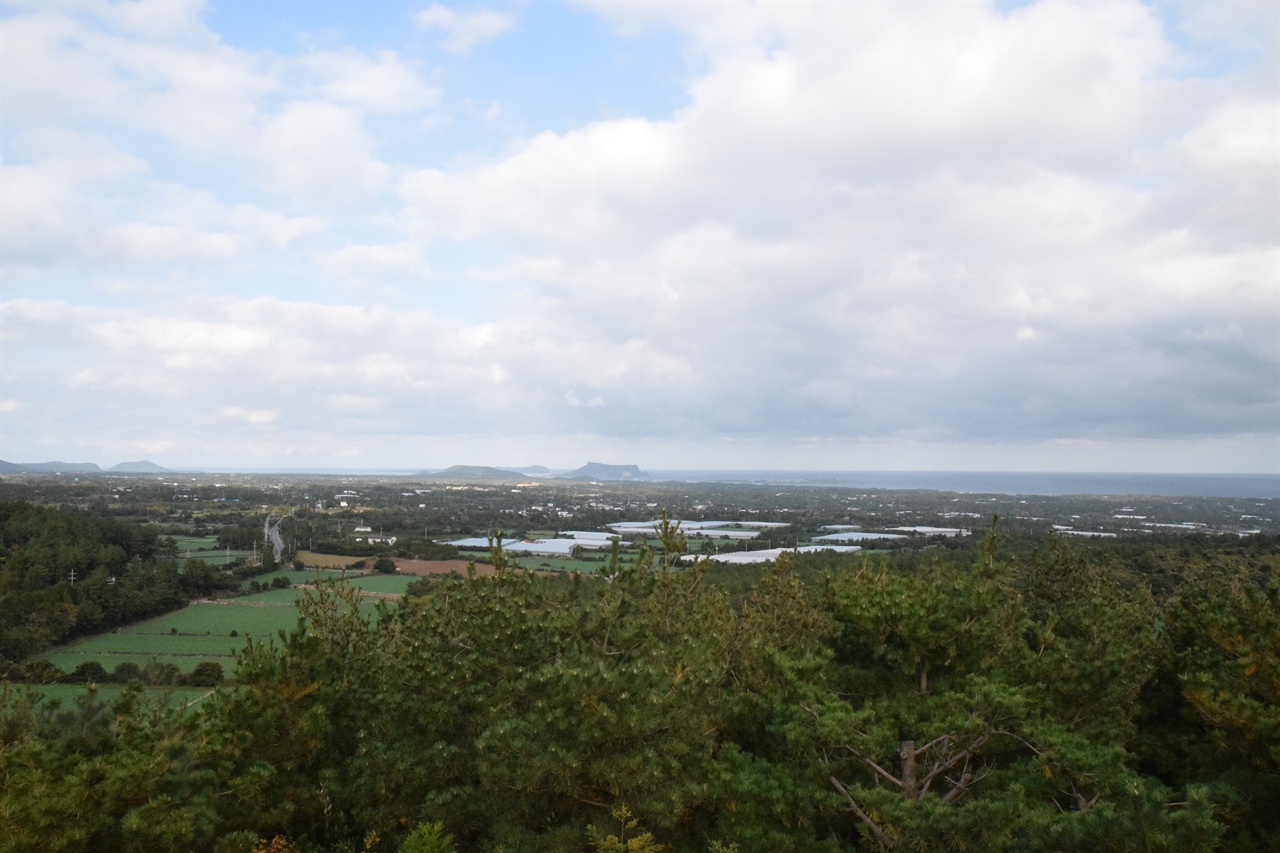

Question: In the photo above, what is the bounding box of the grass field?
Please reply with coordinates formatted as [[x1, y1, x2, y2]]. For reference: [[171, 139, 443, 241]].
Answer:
[[44, 597, 299, 676], [172, 535, 220, 551], [343, 574, 416, 594], [171, 536, 254, 565], [43, 573, 402, 678], [239, 568, 349, 590], [188, 550, 255, 565]]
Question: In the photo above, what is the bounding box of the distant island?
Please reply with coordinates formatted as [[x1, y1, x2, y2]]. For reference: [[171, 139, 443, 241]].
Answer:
[[413, 465, 528, 482], [409, 462, 649, 483], [0, 459, 170, 474], [110, 460, 170, 473], [560, 462, 649, 481]]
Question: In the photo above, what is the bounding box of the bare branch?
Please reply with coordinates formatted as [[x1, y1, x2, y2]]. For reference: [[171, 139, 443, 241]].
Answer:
[[918, 734, 988, 794], [830, 775, 891, 851], [913, 733, 952, 756], [939, 773, 972, 804], [839, 744, 903, 789]]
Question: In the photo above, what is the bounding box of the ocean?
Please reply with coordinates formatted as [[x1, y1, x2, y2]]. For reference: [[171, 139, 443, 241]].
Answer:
[[644, 470, 1280, 499]]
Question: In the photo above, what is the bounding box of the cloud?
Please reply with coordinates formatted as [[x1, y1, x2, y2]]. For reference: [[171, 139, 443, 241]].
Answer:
[[0, 2, 431, 208], [299, 49, 440, 114], [394, 0, 1276, 456], [322, 241, 432, 287], [415, 4, 515, 54], [220, 407, 282, 428], [0, 1, 1274, 471], [256, 101, 392, 204]]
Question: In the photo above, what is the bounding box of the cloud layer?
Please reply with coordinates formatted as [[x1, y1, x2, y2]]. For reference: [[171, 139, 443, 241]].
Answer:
[[1, 1, 1276, 471]]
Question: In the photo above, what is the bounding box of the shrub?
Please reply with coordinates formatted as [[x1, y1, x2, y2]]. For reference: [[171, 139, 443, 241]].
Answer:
[[185, 661, 224, 687], [65, 661, 109, 684], [144, 661, 180, 686], [24, 660, 64, 683], [111, 662, 143, 683], [400, 822, 456, 853], [373, 556, 397, 574]]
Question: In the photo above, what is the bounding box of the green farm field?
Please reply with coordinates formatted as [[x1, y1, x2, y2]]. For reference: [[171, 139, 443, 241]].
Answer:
[[343, 574, 416, 594], [188, 550, 255, 565], [44, 598, 299, 676], [239, 568, 349, 590], [44, 578, 397, 677], [172, 536, 219, 551]]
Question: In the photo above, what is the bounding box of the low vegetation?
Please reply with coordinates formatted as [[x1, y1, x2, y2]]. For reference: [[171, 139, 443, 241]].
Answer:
[[1, 475, 1276, 851], [2, 517, 1277, 852]]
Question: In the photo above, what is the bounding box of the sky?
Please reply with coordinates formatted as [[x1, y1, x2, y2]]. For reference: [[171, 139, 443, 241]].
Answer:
[[0, 0, 1277, 473]]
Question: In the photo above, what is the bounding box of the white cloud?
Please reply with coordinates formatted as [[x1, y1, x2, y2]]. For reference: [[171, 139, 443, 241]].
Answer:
[[322, 241, 431, 286], [0, 2, 431, 211], [220, 406, 282, 428], [256, 101, 392, 203], [415, 4, 515, 54], [0, 1, 1274, 471], [392, 0, 1276, 458], [300, 49, 440, 114]]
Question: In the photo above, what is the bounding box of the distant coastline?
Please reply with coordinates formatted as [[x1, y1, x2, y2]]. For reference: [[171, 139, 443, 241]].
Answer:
[[645, 470, 1280, 499], [8, 464, 1271, 499]]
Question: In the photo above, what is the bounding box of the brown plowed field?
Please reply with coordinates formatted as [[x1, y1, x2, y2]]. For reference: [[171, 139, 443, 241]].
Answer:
[[382, 558, 498, 577], [297, 551, 497, 577]]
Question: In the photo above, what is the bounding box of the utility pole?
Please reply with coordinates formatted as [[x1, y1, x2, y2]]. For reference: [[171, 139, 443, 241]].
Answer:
[[68, 568, 77, 585]]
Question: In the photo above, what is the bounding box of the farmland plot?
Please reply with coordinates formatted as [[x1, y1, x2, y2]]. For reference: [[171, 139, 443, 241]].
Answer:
[[43, 578, 396, 677], [239, 568, 348, 590], [172, 535, 254, 565], [44, 598, 299, 676]]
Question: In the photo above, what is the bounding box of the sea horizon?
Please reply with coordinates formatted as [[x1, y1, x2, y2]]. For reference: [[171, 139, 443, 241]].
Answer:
[[114, 467, 1280, 500]]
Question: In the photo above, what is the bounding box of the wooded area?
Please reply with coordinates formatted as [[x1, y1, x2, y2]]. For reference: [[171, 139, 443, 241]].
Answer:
[[2, 510, 1277, 852]]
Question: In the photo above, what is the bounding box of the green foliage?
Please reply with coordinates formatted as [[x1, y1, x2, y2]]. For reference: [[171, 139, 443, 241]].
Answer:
[[587, 806, 666, 852], [1020, 536, 1164, 745], [373, 556, 397, 574], [4, 514, 1267, 851], [64, 660, 108, 684], [417, 541, 460, 561], [399, 821, 456, 853], [186, 661, 225, 687], [0, 683, 220, 852], [111, 661, 143, 683], [0, 502, 184, 665], [1137, 561, 1280, 850]]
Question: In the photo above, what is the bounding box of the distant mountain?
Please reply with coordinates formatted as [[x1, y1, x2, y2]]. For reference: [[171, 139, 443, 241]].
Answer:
[[0, 460, 103, 473], [415, 465, 528, 482], [109, 460, 170, 473], [508, 465, 551, 475], [561, 462, 649, 481]]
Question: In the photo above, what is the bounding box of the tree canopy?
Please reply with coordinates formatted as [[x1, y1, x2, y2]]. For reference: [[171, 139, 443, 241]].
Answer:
[[1, 517, 1276, 851]]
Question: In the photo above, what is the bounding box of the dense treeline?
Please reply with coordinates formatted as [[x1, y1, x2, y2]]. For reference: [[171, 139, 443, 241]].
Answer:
[[0, 503, 272, 676], [1, 519, 1276, 852], [0, 502, 188, 671]]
